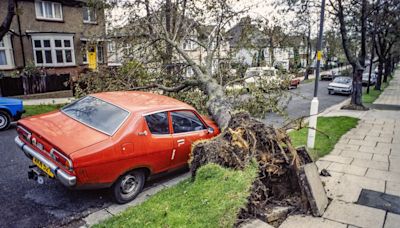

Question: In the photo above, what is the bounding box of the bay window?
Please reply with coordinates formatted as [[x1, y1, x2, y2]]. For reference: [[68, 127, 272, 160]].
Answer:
[[35, 1, 63, 21], [32, 34, 75, 67], [0, 35, 15, 69]]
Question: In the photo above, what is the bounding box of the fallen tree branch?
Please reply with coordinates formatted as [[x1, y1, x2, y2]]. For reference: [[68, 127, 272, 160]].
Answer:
[[129, 80, 200, 92]]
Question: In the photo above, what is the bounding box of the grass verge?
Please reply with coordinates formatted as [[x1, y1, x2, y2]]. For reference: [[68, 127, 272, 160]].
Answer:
[[289, 116, 359, 160], [362, 76, 392, 104], [95, 163, 257, 228], [23, 104, 65, 117]]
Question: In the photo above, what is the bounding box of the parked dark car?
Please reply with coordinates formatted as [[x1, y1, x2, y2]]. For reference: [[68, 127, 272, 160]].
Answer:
[[0, 97, 25, 130], [328, 77, 353, 95]]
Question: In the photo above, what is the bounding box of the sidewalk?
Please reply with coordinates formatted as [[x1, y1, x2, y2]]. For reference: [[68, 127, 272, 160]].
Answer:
[[281, 71, 400, 228]]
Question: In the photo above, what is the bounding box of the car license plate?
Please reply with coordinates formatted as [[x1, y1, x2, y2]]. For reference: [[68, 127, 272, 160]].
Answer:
[[33, 157, 54, 178]]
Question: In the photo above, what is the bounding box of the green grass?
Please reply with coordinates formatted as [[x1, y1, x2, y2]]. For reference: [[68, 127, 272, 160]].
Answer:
[[289, 116, 359, 160], [362, 76, 392, 104], [95, 163, 257, 228], [23, 104, 65, 117]]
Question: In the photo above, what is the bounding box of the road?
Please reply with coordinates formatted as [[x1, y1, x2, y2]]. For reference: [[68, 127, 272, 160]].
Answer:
[[0, 127, 186, 228], [264, 79, 350, 127], [0, 79, 349, 227]]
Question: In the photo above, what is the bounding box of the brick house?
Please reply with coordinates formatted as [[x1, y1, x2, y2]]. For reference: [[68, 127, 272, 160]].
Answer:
[[0, 0, 107, 79]]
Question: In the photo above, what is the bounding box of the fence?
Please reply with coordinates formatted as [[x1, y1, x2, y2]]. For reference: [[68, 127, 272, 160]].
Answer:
[[0, 73, 71, 97]]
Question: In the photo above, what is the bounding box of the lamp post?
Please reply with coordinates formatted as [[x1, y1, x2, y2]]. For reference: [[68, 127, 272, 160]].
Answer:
[[307, 0, 326, 149]]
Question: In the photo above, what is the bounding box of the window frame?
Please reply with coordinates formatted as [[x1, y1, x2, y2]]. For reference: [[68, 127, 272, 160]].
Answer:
[[0, 34, 15, 70], [31, 34, 76, 67], [83, 6, 97, 24], [143, 111, 171, 136], [35, 1, 63, 21], [170, 110, 207, 134]]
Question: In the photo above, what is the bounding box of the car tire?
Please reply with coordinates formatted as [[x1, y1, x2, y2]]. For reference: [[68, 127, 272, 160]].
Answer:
[[112, 170, 145, 204], [0, 111, 11, 131], [328, 90, 333, 95]]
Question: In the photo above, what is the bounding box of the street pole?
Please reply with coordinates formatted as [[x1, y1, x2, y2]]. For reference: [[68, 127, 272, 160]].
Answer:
[[307, 0, 326, 149]]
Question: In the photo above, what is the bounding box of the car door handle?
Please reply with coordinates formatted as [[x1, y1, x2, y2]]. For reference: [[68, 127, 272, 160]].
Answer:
[[177, 139, 185, 146]]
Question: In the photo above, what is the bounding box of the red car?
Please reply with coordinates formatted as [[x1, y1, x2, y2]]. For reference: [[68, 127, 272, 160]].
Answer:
[[15, 91, 220, 203]]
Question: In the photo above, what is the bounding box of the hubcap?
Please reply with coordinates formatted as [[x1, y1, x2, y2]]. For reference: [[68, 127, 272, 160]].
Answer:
[[0, 115, 6, 128], [120, 174, 138, 196]]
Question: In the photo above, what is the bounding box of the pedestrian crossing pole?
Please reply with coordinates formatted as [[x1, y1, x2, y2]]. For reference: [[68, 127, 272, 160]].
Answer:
[[307, 0, 326, 149]]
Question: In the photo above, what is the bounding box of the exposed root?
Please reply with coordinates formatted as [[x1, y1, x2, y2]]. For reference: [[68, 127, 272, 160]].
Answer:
[[341, 104, 369, 111], [190, 112, 313, 227]]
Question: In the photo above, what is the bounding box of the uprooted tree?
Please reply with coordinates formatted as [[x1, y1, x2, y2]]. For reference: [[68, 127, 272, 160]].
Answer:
[[82, 0, 316, 224]]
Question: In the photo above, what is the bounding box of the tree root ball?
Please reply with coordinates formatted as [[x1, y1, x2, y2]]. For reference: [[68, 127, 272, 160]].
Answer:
[[190, 112, 313, 226]]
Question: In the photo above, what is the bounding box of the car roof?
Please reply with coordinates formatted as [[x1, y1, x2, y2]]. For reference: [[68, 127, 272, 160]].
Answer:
[[92, 91, 195, 114]]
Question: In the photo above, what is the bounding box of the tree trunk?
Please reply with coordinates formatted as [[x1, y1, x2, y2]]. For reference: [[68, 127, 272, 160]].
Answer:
[[375, 59, 384, 90], [384, 58, 390, 83], [0, 0, 15, 40], [351, 66, 363, 106]]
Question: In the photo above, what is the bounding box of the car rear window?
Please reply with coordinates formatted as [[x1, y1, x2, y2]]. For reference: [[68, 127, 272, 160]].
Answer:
[[61, 96, 129, 135]]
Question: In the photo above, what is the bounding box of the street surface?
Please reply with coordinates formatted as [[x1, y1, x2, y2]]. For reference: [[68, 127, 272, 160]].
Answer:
[[264, 79, 350, 127], [0, 80, 349, 227]]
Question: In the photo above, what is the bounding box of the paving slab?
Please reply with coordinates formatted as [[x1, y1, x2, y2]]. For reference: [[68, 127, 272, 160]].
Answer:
[[327, 163, 367, 176], [366, 169, 400, 183], [384, 212, 400, 228], [348, 139, 377, 147], [241, 219, 274, 228], [340, 150, 373, 160], [279, 215, 347, 228], [323, 200, 386, 228], [357, 189, 400, 214], [386, 181, 400, 197], [372, 154, 389, 162], [315, 160, 332, 170], [351, 159, 388, 171], [335, 144, 360, 151], [365, 135, 393, 143], [319, 155, 353, 164]]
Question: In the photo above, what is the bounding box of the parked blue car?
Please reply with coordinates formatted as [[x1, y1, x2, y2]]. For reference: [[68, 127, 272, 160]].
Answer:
[[0, 97, 25, 130]]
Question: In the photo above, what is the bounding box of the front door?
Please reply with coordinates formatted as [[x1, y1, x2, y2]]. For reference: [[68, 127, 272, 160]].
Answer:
[[170, 110, 208, 167]]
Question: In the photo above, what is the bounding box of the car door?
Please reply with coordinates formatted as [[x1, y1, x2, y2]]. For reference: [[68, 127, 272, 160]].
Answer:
[[143, 111, 174, 173], [170, 110, 208, 168]]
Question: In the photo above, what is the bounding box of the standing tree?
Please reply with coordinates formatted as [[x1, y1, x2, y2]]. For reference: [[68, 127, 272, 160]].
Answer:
[[0, 0, 15, 40]]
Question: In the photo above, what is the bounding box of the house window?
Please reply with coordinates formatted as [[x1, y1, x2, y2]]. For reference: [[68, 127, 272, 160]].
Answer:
[[182, 38, 196, 51], [83, 7, 96, 23], [107, 41, 122, 66], [97, 44, 104, 63], [81, 41, 88, 64], [32, 34, 75, 67], [0, 35, 15, 69], [186, 66, 194, 77], [35, 1, 63, 21]]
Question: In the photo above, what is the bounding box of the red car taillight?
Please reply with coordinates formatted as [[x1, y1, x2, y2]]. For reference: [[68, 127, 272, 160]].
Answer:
[[17, 125, 32, 143], [50, 148, 73, 171]]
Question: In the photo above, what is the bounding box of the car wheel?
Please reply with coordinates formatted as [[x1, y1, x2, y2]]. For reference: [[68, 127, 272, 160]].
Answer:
[[328, 90, 333, 95], [112, 170, 145, 204], [0, 111, 11, 131]]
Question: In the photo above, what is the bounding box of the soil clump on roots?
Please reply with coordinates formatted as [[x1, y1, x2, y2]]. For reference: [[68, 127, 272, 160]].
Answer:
[[190, 112, 313, 226]]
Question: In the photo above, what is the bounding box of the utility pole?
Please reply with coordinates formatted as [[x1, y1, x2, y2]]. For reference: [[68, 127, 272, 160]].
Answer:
[[307, 0, 326, 149]]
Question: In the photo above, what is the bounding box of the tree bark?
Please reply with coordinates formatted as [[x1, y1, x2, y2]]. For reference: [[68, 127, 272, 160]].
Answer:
[[0, 0, 15, 40], [375, 59, 384, 90]]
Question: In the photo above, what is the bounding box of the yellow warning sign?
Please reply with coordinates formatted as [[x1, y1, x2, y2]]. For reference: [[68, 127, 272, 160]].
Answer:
[[317, 51, 322, 61]]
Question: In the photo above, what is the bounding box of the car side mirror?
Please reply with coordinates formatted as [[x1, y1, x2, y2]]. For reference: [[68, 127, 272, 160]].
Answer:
[[207, 127, 214, 134]]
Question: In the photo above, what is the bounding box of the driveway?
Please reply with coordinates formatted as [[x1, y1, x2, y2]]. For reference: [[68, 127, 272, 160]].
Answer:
[[264, 79, 350, 127], [0, 126, 186, 228]]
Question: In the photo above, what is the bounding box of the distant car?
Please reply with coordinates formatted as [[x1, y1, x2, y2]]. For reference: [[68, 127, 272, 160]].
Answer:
[[0, 97, 25, 131], [328, 76, 353, 95], [320, 73, 333, 81], [15, 92, 220, 203], [362, 72, 377, 86], [289, 77, 301, 89]]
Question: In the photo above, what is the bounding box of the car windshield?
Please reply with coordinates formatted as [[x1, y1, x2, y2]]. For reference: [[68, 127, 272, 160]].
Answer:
[[61, 96, 129, 135], [333, 77, 351, 84], [246, 71, 260, 77], [261, 70, 274, 77]]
